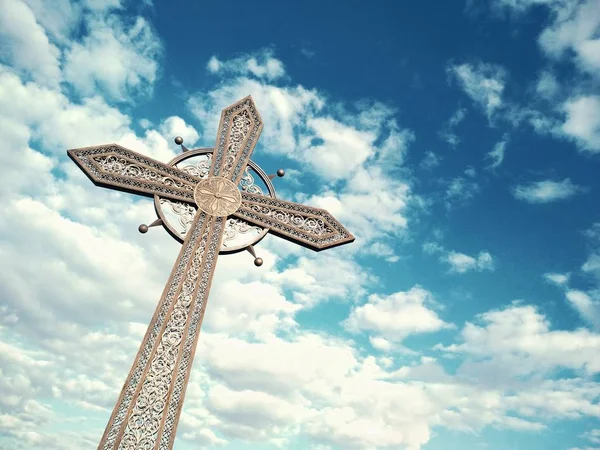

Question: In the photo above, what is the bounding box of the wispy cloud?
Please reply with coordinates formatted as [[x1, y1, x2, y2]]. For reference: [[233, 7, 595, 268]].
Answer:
[[565, 290, 600, 330], [512, 178, 583, 203], [439, 107, 467, 147], [207, 50, 286, 80], [448, 62, 507, 119], [536, 71, 559, 99], [486, 135, 508, 169], [445, 176, 480, 208], [420, 151, 441, 170]]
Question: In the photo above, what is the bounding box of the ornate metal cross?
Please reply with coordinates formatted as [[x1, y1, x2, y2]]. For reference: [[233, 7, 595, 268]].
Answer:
[[67, 96, 354, 450]]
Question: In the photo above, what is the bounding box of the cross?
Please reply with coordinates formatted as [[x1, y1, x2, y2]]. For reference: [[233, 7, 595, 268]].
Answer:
[[67, 96, 354, 450]]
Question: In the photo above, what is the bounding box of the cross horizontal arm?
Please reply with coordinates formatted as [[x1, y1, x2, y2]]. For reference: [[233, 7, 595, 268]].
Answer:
[[68, 144, 199, 204], [232, 192, 355, 251], [99, 210, 225, 450]]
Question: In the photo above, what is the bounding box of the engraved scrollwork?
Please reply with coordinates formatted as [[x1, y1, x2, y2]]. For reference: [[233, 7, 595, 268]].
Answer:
[[221, 110, 252, 176], [234, 193, 354, 248], [158, 151, 267, 250], [180, 154, 212, 178], [118, 219, 214, 450], [94, 155, 193, 191], [222, 218, 262, 247], [247, 204, 333, 236], [239, 168, 263, 195]]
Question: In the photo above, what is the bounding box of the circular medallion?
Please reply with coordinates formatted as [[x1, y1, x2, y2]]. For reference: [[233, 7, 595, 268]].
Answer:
[[193, 177, 242, 217]]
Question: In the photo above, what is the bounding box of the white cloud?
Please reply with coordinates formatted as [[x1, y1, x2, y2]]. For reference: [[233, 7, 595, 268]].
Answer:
[[345, 286, 453, 342], [365, 242, 400, 263], [448, 62, 507, 118], [423, 243, 495, 274], [561, 95, 600, 153], [266, 253, 374, 307], [63, 15, 162, 100], [566, 290, 600, 330], [0, 0, 62, 87], [446, 251, 495, 274], [158, 116, 200, 147], [543, 272, 570, 286], [438, 304, 600, 377], [582, 429, 600, 444], [206, 50, 286, 81], [537, 0, 600, 79], [513, 178, 583, 203]]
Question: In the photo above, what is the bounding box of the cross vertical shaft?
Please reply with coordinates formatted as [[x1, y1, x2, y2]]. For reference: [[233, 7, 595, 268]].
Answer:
[[98, 213, 225, 449]]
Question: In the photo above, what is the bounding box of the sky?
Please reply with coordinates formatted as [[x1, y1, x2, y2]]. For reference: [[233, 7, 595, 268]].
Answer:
[[0, 0, 599, 449]]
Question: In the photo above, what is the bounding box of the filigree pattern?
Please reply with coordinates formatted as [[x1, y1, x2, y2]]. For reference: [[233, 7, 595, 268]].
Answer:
[[101, 213, 209, 450], [233, 193, 355, 250], [158, 151, 265, 248], [239, 168, 263, 195], [222, 218, 262, 246], [68, 145, 198, 204], [159, 217, 224, 448], [211, 97, 262, 183], [221, 110, 251, 177], [95, 155, 193, 191], [249, 204, 332, 235], [180, 154, 212, 178], [161, 200, 197, 233], [194, 177, 242, 217], [116, 215, 223, 450]]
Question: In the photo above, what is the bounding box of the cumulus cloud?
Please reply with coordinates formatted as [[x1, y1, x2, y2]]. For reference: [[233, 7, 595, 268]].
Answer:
[[345, 286, 453, 343], [63, 16, 162, 100], [0, 0, 61, 86], [438, 304, 600, 377], [512, 178, 583, 203], [561, 95, 600, 153], [446, 251, 495, 273]]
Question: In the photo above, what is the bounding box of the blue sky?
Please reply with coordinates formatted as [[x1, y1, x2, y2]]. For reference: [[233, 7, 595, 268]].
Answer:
[[1, 0, 600, 449]]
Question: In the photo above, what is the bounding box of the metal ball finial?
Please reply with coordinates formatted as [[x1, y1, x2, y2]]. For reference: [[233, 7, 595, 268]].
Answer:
[[276, 169, 285, 177], [138, 224, 149, 234], [254, 257, 263, 267], [174, 136, 183, 145]]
